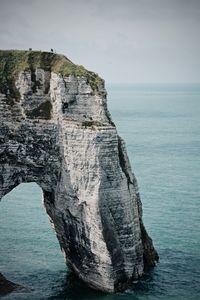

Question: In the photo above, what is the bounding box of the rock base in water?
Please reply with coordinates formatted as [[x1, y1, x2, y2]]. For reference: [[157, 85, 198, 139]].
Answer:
[[0, 273, 30, 297]]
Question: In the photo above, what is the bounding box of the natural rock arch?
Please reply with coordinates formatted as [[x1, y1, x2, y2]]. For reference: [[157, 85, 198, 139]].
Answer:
[[0, 50, 158, 292]]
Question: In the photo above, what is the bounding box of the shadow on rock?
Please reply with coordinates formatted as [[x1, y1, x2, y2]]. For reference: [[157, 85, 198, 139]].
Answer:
[[48, 271, 107, 300]]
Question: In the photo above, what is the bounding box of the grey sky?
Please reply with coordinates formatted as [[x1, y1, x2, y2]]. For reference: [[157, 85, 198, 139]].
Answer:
[[0, 0, 200, 84]]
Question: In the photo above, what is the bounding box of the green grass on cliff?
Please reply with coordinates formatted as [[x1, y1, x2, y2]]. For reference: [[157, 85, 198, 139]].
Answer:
[[0, 50, 104, 99]]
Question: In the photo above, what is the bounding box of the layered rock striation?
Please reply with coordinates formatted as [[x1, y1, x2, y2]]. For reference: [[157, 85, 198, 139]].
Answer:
[[0, 50, 158, 292]]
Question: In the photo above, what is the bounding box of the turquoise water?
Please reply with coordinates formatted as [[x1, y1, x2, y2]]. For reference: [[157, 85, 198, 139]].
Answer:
[[0, 84, 200, 299]]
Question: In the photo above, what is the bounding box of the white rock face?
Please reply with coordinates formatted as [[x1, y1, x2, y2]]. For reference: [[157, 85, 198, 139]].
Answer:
[[0, 54, 158, 292]]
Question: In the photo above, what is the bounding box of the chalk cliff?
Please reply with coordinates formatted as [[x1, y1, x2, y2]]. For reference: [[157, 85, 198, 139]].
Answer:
[[0, 50, 158, 292]]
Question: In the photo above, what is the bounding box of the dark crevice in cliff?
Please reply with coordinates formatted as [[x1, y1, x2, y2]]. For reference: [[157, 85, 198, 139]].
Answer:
[[140, 221, 159, 270], [25, 100, 52, 119], [98, 185, 130, 291], [61, 211, 94, 276], [0, 58, 20, 102], [43, 190, 55, 207], [30, 69, 42, 93], [117, 136, 133, 188], [28, 54, 51, 95], [104, 105, 115, 127], [99, 207, 129, 291]]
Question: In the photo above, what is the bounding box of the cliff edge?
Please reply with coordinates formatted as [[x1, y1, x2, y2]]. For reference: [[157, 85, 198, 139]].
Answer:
[[0, 50, 158, 293]]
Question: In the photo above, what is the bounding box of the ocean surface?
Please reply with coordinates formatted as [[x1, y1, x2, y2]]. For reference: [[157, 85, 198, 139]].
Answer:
[[0, 84, 200, 300]]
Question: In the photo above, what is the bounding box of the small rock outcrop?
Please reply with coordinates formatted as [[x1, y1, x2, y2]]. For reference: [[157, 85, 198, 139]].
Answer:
[[0, 273, 29, 296], [0, 50, 158, 293]]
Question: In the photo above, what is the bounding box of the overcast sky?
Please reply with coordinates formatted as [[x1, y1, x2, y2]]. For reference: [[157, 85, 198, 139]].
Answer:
[[0, 0, 200, 84]]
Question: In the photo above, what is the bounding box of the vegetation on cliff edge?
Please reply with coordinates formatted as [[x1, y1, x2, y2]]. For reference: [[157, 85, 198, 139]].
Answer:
[[0, 50, 104, 99]]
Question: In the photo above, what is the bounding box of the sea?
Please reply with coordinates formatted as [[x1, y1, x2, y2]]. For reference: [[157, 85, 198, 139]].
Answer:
[[0, 84, 200, 300]]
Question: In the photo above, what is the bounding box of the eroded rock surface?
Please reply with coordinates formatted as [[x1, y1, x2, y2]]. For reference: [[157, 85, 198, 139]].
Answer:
[[0, 50, 158, 293]]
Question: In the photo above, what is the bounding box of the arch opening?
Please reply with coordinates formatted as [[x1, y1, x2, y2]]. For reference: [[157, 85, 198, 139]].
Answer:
[[0, 182, 66, 296]]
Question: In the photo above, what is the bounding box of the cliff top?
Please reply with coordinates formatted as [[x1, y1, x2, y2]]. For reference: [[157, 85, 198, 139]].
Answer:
[[0, 50, 103, 96]]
